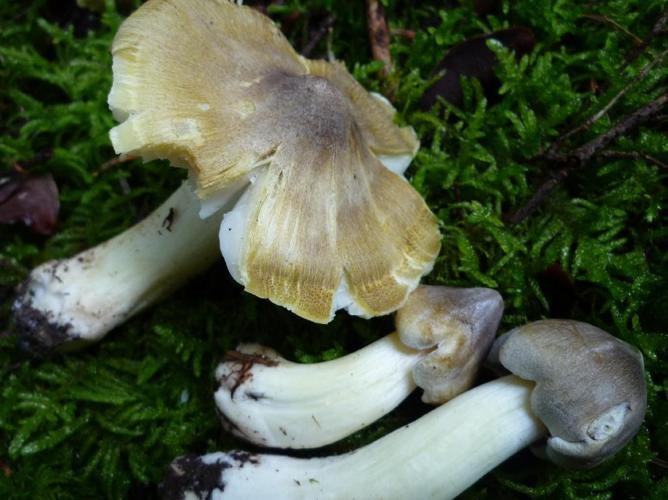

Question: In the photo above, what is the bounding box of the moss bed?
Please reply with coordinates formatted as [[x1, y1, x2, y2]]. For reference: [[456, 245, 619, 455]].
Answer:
[[1, 0, 667, 498]]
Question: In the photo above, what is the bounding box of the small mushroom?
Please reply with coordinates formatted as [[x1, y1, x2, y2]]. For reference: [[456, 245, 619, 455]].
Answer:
[[108, 0, 441, 323], [162, 320, 646, 499], [214, 285, 502, 448], [396, 285, 503, 403], [488, 319, 647, 468]]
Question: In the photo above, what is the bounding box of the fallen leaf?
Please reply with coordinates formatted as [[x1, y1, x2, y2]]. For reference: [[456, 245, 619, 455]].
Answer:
[[537, 262, 577, 317], [0, 172, 60, 235], [473, 0, 500, 16], [420, 27, 535, 109]]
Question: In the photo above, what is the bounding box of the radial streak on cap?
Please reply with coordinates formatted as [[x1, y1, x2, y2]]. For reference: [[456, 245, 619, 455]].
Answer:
[[108, 0, 440, 323]]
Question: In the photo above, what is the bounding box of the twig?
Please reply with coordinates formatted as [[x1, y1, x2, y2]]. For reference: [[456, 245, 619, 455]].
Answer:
[[301, 14, 336, 57], [509, 92, 668, 224], [366, 0, 392, 78], [625, 3, 668, 65], [390, 28, 416, 41], [582, 13, 643, 45], [598, 150, 668, 169], [94, 155, 137, 175], [570, 92, 668, 162], [545, 49, 668, 159], [507, 166, 572, 225]]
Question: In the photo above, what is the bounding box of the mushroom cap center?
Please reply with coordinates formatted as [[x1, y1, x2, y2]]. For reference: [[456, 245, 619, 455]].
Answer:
[[250, 72, 353, 152]]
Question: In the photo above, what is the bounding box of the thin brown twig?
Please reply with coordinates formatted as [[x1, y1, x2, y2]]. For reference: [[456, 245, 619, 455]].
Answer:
[[509, 92, 668, 224], [545, 49, 668, 159], [582, 13, 643, 45], [625, 3, 668, 65], [301, 14, 336, 57], [366, 0, 392, 78], [94, 154, 137, 175], [570, 92, 668, 162], [598, 150, 668, 169], [507, 167, 572, 225], [390, 28, 416, 41]]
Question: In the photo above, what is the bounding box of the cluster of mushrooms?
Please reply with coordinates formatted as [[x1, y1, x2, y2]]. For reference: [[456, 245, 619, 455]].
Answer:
[[12, 1, 647, 499]]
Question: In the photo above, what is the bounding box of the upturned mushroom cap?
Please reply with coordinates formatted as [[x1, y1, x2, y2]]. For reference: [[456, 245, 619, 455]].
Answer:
[[488, 319, 647, 468], [107, 0, 440, 323], [395, 285, 504, 403]]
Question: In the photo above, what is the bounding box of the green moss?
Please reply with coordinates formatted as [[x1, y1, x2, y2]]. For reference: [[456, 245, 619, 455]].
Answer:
[[1, 0, 667, 498]]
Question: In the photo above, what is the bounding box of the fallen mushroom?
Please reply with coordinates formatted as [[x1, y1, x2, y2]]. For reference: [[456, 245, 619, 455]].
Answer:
[[162, 319, 646, 499], [12, 182, 223, 353], [215, 285, 503, 448], [13, 0, 440, 351]]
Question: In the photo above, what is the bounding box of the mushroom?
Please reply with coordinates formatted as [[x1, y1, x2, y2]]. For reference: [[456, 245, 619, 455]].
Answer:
[[161, 319, 646, 499], [215, 285, 503, 448], [13, 0, 441, 351], [12, 182, 224, 353], [13, 0, 439, 351], [108, 0, 441, 323], [487, 319, 647, 468]]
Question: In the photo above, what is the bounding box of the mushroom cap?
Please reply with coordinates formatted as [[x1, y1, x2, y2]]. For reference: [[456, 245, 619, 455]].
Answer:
[[395, 285, 504, 403], [489, 319, 647, 468], [108, 0, 440, 323]]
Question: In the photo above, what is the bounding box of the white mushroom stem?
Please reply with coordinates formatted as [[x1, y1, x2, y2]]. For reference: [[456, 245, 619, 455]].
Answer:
[[12, 182, 224, 352], [215, 333, 421, 449], [164, 376, 545, 500], [216, 286, 503, 449]]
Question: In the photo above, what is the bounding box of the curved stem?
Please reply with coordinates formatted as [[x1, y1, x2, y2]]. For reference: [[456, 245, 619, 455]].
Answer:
[[215, 332, 421, 448]]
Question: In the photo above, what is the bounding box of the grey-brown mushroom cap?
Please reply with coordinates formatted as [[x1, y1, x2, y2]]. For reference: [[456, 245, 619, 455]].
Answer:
[[395, 285, 504, 403], [489, 319, 647, 468]]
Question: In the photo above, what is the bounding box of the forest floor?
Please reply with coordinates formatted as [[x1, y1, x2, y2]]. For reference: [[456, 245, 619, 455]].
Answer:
[[1, 0, 667, 498]]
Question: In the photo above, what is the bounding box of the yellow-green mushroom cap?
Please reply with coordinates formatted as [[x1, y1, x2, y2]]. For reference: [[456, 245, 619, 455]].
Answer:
[[108, 0, 441, 323]]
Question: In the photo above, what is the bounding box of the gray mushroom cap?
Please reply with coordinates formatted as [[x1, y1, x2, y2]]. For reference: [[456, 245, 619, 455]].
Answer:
[[488, 319, 647, 468], [395, 285, 504, 404]]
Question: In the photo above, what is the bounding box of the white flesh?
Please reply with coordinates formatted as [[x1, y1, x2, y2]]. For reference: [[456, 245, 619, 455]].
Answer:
[[173, 376, 545, 500], [195, 173, 250, 219], [14, 182, 224, 344], [369, 92, 419, 177], [218, 170, 264, 284], [376, 153, 415, 176], [215, 332, 421, 448]]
